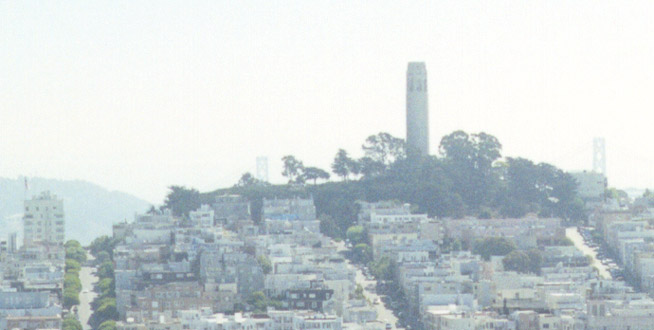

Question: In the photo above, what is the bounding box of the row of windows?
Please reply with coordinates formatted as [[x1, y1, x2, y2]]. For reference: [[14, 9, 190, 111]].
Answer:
[[25, 206, 58, 211]]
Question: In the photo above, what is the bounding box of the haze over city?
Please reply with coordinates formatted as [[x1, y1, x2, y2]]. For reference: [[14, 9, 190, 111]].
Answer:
[[3, 1, 654, 203]]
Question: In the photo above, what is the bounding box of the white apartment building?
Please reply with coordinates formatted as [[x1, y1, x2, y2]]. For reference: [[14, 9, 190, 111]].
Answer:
[[190, 204, 215, 228], [370, 213, 428, 224], [23, 191, 65, 246]]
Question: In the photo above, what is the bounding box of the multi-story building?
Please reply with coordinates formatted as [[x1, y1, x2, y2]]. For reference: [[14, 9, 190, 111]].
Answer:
[[212, 195, 251, 225], [0, 291, 62, 330], [23, 191, 65, 247], [570, 171, 607, 202], [263, 198, 316, 221], [190, 204, 215, 228]]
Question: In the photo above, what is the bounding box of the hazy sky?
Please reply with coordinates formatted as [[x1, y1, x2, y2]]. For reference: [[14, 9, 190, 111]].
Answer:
[[3, 1, 654, 203]]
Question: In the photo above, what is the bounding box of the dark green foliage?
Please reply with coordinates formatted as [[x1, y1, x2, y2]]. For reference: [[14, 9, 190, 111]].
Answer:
[[91, 296, 116, 311], [352, 284, 365, 300], [332, 149, 359, 181], [501, 157, 585, 220], [302, 167, 330, 184], [89, 235, 117, 260], [439, 131, 502, 210], [357, 156, 385, 179], [65, 240, 87, 264], [440, 237, 463, 253], [318, 214, 341, 238], [311, 182, 362, 237], [362, 132, 406, 167], [236, 173, 263, 187], [95, 251, 111, 264], [97, 261, 114, 280], [203, 131, 586, 240], [63, 287, 80, 309], [96, 278, 115, 298], [374, 157, 465, 218], [526, 249, 543, 274], [64, 273, 82, 292], [352, 243, 372, 264], [473, 237, 516, 261], [257, 255, 272, 275], [63, 242, 85, 310], [346, 226, 366, 245], [502, 249, 543, 274], [66, 246, 87, 264], [65, 240, 82, 249], [369, 256, 397, 281], [246, 291, 281, 313], [162, 185, 201, 217], [62, 315, 83, 330], [89, 235, 118, 329], [91, 298, 118, 327], [282, 155, 305, 183], [502, 250, 531, 273], [247, 291, 268, 312], [65, 259, 81, 274], [98, 320, 117, 330]]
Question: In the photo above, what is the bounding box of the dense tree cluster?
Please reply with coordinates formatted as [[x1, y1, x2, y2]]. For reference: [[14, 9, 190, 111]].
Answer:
[[63, 240, 86, 309], [162, 186, 201, 217], [502, 249, 543, 274], [346, 225, 366, 245], [244, 291, 283, 313], [281, 156, 330, 184], [162, 130, 586, 240], [369, 256, 398, 281], [62, 314, 83, 330], [472, 237, 516, 261], [257, 255, 272, 275], [88, 235, 119, 330]]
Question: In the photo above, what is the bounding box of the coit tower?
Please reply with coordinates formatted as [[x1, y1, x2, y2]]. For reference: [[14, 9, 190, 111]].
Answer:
[[406, 62, 429, 157]]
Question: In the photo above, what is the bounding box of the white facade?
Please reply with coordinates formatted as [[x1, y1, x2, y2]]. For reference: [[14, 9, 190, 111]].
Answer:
[[178, 310, 342, 330], [571, 171, 606, 200], [406, 62, 429, 157], [370, 213, 428, 224], [23, 191, 65, 246], [190, 204, 215, 228]]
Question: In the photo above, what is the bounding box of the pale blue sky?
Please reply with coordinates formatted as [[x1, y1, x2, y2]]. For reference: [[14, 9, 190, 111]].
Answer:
[[2, 1, 654, 203]]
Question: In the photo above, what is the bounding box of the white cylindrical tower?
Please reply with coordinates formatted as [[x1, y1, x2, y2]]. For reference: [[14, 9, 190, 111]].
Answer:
[[406, 62, 429, 157]]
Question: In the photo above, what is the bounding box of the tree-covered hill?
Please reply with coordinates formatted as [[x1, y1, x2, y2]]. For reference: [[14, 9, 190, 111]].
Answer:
[[162, 131, 586, 239]]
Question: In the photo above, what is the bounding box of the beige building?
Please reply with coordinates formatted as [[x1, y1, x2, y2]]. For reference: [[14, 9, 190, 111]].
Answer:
[[23, 191, 65, 247]]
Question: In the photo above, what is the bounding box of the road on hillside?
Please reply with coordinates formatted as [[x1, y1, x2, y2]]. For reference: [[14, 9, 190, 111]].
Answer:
[[566, 227, 611, 279], [78, 254, 98, 330], [335, 241, 399, 329], [353, 266, 399, 328]]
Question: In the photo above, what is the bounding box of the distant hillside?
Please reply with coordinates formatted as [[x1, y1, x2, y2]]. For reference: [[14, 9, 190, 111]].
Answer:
[[0, 177, 151, 245]]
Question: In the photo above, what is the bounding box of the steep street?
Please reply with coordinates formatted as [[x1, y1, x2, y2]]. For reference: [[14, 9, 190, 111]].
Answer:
[[566, 227, 612, 279], [335, 240, 399, 329], [353, 266, 399, 329], [78, 254, 98, 330]]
